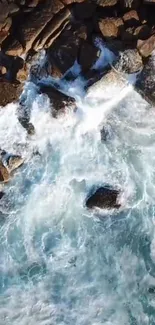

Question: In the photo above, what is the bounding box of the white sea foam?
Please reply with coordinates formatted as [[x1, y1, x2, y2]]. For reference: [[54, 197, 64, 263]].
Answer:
[[0, 67, 155, 325]]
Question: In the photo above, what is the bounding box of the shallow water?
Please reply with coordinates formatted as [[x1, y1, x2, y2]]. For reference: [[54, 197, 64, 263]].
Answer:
[[0, 73, 155, 325]]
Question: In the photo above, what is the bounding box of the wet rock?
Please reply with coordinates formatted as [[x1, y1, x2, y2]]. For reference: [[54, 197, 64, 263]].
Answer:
[[86, 186, 121, 209], [137, 35, 155, 57], [0, 191, 4, 200], [48, 28, 81, 75], [123, 10, 140, 27], [39, 84, 76, 117], [0, 81, 22, 107], [78, 40, 99, 72], [86, 68, 127, 98], [0, 160, 10, 182], [0, 150, 24, 172], [135, 53, 155, 106], [17, 101, 35, 134], [99, 18, 124, 39], [114, 49, 143, 73]]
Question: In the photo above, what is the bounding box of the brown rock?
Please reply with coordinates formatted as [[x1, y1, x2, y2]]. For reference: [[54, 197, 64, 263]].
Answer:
[[96, 0, 118, 6], [78, 40, 99, 72], [123, 10, 139, 27], [3, 0, 64, 56], [99, 18, 124, 38], [3, 38, 23, 56], [0, 160, 9, 182], [39, 84, 76, 117], [0, 81, 22, 107], [33, 7, 71, 51], [137, 34, 155, 57]]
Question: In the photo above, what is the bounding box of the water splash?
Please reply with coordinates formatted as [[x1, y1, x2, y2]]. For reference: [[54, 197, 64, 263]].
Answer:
[[0, 73, 155, 325]]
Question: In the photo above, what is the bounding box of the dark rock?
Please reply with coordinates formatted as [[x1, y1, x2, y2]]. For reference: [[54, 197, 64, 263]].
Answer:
[[135, 53, 155, 106], [133, 25, 151, 40], [86, 186, 121, 209], [0, 81, 22, 107], [73, 1, 96, 20], [148, 287, 155, 294], [123, 10, 140, 28], [137, 35, 155, 57], [114, 49, 143, 73], [39, 84, 76, 117], [48, 28, 81, 75], [99, 18, 124, 39], [17, 100, 35, 134], [0, 192, 4, 200], [78, 40, 99, 72]]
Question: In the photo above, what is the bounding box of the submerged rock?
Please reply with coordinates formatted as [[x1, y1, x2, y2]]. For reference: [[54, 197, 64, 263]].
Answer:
[[135, 53, 155, 106], [0, 191, 4, 200], [114, 49, 143, 73], [86, 186, 121, 209], [39, 84, 76, 117]]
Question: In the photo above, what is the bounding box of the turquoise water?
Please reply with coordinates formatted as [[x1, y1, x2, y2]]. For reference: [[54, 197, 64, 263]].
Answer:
[[0, 79, 155, 325]]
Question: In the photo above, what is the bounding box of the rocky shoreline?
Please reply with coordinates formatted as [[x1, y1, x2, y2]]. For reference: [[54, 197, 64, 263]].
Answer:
[[0, 0, 155, 209]]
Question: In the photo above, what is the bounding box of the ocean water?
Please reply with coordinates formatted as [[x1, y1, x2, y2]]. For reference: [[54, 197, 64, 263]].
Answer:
[[0, 58, 155, 325]]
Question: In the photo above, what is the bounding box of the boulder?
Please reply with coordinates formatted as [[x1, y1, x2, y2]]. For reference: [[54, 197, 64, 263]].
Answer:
[[86, 68, 127, 98], [122, 10, 140, 27], [135, 53, 155, 106], [73, 1, 96, 19], [0, 81, 22, 107], [48, 27, 81, 75], [99, 18, 124, 39], [133, 25, 151, 40], [0, 160, 9, 182], [137, 35, 155, 57], [86, 186, 121, 209], [0, 150, 24, 172], [0, 192, 4, 200], [3, 0, 64, 56], [39, 84, 76, 117], [114, 49, 143, 73], [33, 7, 71, 51], [78, 40, 99, 72], [17, 100, 35, 135]]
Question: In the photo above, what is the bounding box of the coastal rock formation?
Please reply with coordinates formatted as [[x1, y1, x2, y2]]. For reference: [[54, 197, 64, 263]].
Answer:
[[136, 53, 155, 105], [0, 160, 10, 183], [39, 84, 76, 117], [86, 186, 121, 209]]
